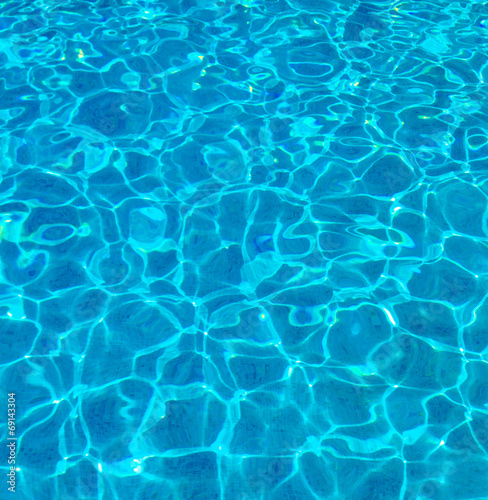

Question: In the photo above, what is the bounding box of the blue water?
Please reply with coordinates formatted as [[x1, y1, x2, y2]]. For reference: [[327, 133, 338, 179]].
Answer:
[[1, 0, 488, 499]]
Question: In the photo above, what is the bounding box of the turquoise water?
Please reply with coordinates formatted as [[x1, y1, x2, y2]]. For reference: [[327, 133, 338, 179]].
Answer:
[[1, 0, 488, 498]]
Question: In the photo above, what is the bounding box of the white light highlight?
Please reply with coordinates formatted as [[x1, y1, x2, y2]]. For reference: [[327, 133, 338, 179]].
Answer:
[[383, 308, 396, 326]]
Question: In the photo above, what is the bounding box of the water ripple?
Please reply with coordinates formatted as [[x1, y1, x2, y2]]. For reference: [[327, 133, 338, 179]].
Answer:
[[1, 0, 488, 499]]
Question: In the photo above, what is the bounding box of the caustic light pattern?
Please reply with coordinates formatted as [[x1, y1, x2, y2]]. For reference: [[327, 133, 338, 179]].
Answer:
[[1, 0, 488, 499]]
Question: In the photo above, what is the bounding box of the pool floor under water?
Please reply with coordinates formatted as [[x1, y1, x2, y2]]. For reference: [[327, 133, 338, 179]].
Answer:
[[1, 0, 488, 499]]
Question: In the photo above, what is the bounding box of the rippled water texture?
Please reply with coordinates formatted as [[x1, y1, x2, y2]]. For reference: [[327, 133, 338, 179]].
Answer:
[[1, 0, 488, 499]]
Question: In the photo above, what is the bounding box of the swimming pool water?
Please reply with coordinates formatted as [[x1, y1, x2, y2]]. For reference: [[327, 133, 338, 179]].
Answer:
[[1, 0, 488, 498]]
